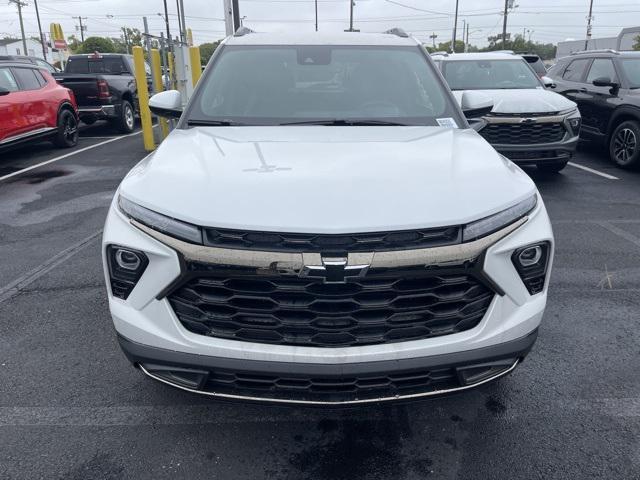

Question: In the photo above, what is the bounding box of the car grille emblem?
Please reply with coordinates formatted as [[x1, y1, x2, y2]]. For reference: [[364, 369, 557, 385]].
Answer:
[[301, 256, 370, 284]]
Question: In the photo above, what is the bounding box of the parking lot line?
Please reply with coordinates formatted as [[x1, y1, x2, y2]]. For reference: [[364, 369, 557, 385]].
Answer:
[[0, 131, 142, 183], [567, 161, 619, 180]]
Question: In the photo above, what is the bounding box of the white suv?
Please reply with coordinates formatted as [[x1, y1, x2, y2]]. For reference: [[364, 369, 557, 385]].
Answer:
[[432, 52, 581, 173], [102, 29, 553, 405]]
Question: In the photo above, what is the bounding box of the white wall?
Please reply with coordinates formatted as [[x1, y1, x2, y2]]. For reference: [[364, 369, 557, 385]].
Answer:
[[0, 39, 45, 59]]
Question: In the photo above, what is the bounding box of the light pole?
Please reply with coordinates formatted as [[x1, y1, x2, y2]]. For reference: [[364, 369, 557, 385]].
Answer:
[[429, 32, 438, 49], [452, 0, 459, 53], [33, 0, 47, 60], [585, 0, 594, 50], [315, 0, 318, 31]]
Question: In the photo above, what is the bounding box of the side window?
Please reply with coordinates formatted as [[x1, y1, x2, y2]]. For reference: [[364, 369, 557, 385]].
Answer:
[[12, 67, 43, 90], [586, 59, 618, 84], [36, 59, 56, 73], [562, 59, 591, 82], [0, 67, 19, 92], [33, 69, 48, 87]]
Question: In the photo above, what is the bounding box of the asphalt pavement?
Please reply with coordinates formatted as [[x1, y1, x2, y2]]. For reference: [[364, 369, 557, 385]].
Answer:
[[0, 125, 639, 480]]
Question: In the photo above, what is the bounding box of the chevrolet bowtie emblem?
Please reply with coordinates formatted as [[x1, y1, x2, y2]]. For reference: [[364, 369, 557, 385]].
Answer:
[[301, 256, 370, 284]]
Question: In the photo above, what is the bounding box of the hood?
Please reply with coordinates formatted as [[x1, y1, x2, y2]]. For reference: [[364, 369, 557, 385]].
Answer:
[[454, 88, 576, 114], [119, 126, 536, 233]]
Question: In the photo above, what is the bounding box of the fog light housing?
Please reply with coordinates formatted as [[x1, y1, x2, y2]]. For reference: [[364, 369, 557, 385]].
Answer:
[[512, 241, 551, 295], [107, 245, 148, 299]]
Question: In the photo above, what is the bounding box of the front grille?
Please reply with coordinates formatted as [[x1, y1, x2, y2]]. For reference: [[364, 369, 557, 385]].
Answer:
[[501, 150, 571, 161], [480, 122, 565, 145], [168, 263, 495, 348], [203, 226, 461, 252], [203, 365, 461, 402]]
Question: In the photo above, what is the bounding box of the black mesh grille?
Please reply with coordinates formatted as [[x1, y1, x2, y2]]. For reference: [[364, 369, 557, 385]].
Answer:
[[203, 365, 461, 402], [203, 226, 461, 252], [168, 264, 495, 348], [480, 123, 566, 145]]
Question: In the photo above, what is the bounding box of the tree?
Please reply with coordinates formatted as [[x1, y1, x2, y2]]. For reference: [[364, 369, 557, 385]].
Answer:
[[199, 41, 220, 64], [66, 34, 80, 53], [634, 35, 640, 51], [425, 40, 477, 54], [78, 36, 116, 54]]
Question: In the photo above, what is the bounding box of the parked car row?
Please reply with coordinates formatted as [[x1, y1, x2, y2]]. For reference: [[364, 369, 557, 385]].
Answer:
[[432, 49, 640, 170]]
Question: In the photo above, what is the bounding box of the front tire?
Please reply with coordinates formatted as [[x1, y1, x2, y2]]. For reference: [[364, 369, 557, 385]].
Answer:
[[537, 159, 568, 173], [609, 120, 640, 169], [52, 109, 79, 148], [112, 100, 135, 134]]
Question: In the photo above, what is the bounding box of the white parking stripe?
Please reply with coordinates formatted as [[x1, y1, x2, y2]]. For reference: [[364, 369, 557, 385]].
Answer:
[[0, 130, 142, 183], [567, 161, 620, 180]]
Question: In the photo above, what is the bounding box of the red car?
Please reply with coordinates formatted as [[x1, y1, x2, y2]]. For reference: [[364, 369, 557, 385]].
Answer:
[[0, 60, 79, 152]]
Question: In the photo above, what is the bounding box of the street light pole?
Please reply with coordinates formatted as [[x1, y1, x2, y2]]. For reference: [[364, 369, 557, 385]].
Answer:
[[315, 0, 318, 31], [585, 0, 594, 50], [162, 0, 171, 42], [452, 0, 459, 53], [33, 0, 47, 60], [348, 0, 354, 32]]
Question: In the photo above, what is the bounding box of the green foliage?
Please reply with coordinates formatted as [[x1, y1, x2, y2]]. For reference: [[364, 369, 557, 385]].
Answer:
[[199, 41, 220, 65], [482, 34, 556, 60], [66, 34, 80, 53], [634, 35, 640, 51], [78, 36, 116, 54], [425, 40, 478, 54]]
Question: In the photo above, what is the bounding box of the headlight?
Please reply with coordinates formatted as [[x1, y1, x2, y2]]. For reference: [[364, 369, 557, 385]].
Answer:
[[118, 195, 203, 244], [564, 108, 581, 136], [462, 194, 537, 242]]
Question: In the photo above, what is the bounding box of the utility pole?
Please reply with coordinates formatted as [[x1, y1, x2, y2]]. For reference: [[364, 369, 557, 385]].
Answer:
[[8, 0, 28, 56], [585, 0, 594, 50], [451, 0, 459, 53], [429, 32, 438, 49], [232, 0, 240, 31], [465, 22, 470, 53], [502, 0, 509, 49], [73, 16, 87, 43], [223, 0, 234, 36], [162, 0, 171, 42], [176, 0, 184, 43], [347, 0, 355, 32], [315, 0, 318, 31], [33, 0, 47, 60], [122, 27, 130, 54], [179, 0, 186, 43]]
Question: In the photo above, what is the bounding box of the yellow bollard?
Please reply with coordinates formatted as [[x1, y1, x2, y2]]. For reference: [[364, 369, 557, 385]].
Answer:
[[189, 46, 202, 87], [133, 46, 155, 151], [151, 48, 169, 140]]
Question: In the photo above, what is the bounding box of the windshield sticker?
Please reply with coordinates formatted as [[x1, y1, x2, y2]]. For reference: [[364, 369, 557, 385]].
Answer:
[[436, 118, 458, 128]]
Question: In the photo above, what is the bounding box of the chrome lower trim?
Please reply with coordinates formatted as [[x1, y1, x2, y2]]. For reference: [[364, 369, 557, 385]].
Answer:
[[138, 359, 519, 405], [0, 127, 56, 146], [130, 218, 527, 272], [484, 114, 566, 124]]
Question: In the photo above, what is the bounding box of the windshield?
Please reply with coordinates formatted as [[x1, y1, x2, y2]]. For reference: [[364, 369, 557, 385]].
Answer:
[[187, 45, 461, 126], [620, 58, 640, 89], [442, 59, 541, 90]]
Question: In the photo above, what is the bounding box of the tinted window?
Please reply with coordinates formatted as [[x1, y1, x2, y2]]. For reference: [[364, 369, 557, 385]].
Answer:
[[522, 56, 546, 76], [66, 57, 126, 74], [442, 59, 541, 90], [619, 58, 640, 89], [0, 67, 19, 91], [562, 59, 590, 82], [12, 67, 42, 90], [586, 59, 617, 84], [190, 45, 460, 126], [35, 59, 56, 73], [33, 69, 48, 87]]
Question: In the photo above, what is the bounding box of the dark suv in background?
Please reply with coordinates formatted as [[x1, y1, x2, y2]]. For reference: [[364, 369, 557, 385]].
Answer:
[[548, 50, 640, 168]]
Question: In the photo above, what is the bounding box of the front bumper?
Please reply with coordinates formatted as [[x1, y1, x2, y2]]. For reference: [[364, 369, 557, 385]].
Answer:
[[119, 329, 537, 405], [103, 194, 554, 404]]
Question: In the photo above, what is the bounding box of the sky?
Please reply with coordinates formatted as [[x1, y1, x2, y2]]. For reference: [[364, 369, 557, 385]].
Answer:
[[0, 0, 639, 48]]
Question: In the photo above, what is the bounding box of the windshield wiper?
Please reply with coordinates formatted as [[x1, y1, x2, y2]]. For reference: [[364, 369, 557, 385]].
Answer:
[[187, 119, 245, 126], [279, 119, 410, 126]]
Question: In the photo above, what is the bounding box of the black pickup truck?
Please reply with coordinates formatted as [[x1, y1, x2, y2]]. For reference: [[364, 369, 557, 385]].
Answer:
[[54, 53, 146, 133]]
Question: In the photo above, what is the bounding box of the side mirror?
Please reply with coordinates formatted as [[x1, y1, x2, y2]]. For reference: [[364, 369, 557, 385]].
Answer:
[[149, 90, 183, 118], [541, 76, 556, 88], [0, 87, 11, 96], [592, 76, 619, 89], [459, 91, 494, 119]]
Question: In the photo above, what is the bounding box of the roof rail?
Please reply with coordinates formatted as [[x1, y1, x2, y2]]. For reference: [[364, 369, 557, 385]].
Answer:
[[571, 49, 619, 55], [234, 26, 254, 37], [384, 28, 409, 38], [430, 51, 449, 56]]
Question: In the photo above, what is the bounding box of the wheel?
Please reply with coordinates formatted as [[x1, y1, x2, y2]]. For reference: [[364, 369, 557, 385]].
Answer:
[[537, 160, 568, 173], [112, 100, 135, 133], [52, 109, 78, 148], [609, 120, 640, 169]]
